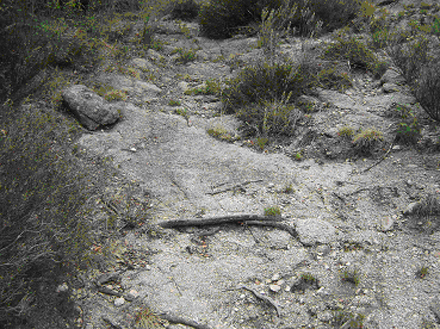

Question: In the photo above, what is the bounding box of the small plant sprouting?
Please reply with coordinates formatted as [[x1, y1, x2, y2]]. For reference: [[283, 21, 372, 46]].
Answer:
[[168, 99, 181, 106], [134, 306, 164, 329], [417, 266, 429, 279], [264, 206, 281, 217], [283, 183, 295, 194], [352, 128, 384, 156], [337, 126, 354, 138], [256, 137, 269, 150], [301, 272, 316, 284], [341, 268, 360, 286]]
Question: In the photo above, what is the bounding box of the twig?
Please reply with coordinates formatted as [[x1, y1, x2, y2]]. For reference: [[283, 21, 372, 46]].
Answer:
[[240, 285, 282, 317], [158, 214, 285, 229], [243, 220, 298, 238], [207, 179, 264, 195], [159, 312, 212, 329], [362, 142, 394, 173]]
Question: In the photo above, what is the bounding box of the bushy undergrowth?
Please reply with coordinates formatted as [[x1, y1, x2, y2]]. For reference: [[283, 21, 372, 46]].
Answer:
[[169, 0, 200, 21], [222, 57, 318, 114], [0, 101, 119, 327], [321, 35, 388, 79]]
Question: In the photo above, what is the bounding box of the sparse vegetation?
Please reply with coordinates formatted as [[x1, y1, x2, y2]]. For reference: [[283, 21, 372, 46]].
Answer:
[[264, 206, 282, 217], [332, 310, 365, 329], [341, 268, 360, 286], [417, 266, 429, 279], [352, 128, 385, 157], [338, 126, 355, 138]]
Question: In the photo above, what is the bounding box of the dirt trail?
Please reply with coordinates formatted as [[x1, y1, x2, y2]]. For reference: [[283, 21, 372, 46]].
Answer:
[[76, 13, 440, 329]]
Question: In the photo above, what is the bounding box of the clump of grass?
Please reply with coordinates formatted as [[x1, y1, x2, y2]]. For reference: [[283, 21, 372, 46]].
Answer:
[[337, 126, 354, 138], [389, 104, 421, 145], [169, 0, 200, 22], [301, 272, 317, 284], [172, 47, 198, 64], [264, 206, 281, 217], [184, 79, 222, 96], [283, 183, 295, 194], [352, 128, 385, 157], [332, 310, 365, 329], [236, 98, 304, 137], [168, 99, 181, 106], [134, 306, 164, 329], [341, 268, 360, 286], [222, 56, 318, 114], [417, 266, 429, 279], [407, 194, 440, 233], [321, 35, 388, 79], [317, 66, 353, 91], [207, 124, 240, 142]]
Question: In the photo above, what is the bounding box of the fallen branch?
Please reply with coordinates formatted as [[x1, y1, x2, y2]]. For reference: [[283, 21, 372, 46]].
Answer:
[[160, 312, 212, 329], [243, 221, 298, 238], [158, 214, 285, 229], [362, 142, 394, 173], [207, 179, 264, 195], [240, 285, 282, 317]]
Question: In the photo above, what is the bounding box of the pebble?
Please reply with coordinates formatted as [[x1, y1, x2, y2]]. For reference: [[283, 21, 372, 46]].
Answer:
[[114, 297, 125, 306]]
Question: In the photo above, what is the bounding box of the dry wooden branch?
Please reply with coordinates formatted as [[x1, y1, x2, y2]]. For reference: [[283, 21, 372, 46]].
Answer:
[[243, 220, 298, 238], [240, 285, 282, 317], [160, 312, 212, 329], [362, 142, 394, 173], [158, 215, 285, 229]]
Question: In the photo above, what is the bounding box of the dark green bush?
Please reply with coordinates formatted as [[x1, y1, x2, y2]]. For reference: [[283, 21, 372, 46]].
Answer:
[[222, 58, 318, 113], [236, 99, 305, 136], [321, 36, 388, 79], [0, 102, 116, 328], [413, 62, 440, 123], [170, 0, 200, 21], [199, 0, 283, 39], [309, 0, 361, 33]]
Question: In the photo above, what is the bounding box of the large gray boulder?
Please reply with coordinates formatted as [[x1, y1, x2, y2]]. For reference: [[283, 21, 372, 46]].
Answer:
[[62, 85, 120, 130]]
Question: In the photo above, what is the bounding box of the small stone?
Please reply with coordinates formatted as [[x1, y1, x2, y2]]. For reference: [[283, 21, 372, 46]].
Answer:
[[271, 273, 281, 281], [56, 283, 69, 293], [114, 297, 125, 306], [269, 284, 281, 292], [127, 289, 139, 299]]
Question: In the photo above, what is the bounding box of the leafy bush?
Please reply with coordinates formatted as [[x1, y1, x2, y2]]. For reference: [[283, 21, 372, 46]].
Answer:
[[264, 206, 282, 216], [317, 65, 353, 91], [0, 102, 118, 327], [199, 0, 283, 39], [222, 58, 318, 113], [236, 98, 305, 137], [321, 36, 387, 79], [169, 0, 200, 21], [413, 62, 440, 122], [352, 128, 384, 157], [389, 104, 422, 145], [309, 0, 361, 33]]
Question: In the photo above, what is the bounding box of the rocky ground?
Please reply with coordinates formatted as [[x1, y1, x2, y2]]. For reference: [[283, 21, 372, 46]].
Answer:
[[60, 1, 440, 328]]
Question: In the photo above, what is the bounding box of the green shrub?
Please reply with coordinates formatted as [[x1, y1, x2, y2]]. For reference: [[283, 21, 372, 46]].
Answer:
[[264, 206, 281, 216], [309, 0, 361, 33], [222, 58, 318, 113], [0, 102, 118, 327], [169, 0, 200, 21], [413, 62, 440, 122], [172, 47, 198, 63], [236, 96, 305, 137], [321, 36, 387, 79], [337, 126, 354, 138], [352, 128, 384, 156], [317, 65, 353, 91], [199, 0, 282, 39], [390, 105, 421, 145], [332, 310, 365, 329]]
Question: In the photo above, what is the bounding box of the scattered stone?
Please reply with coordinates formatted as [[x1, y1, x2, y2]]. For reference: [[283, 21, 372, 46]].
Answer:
[[56, 283, 69, 293], [269, 284, 281, 292], [114, 297, 125, 306], [403, 202, 420, 216], [62, 85, 120, 130], [271, 273, 281, 281]]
